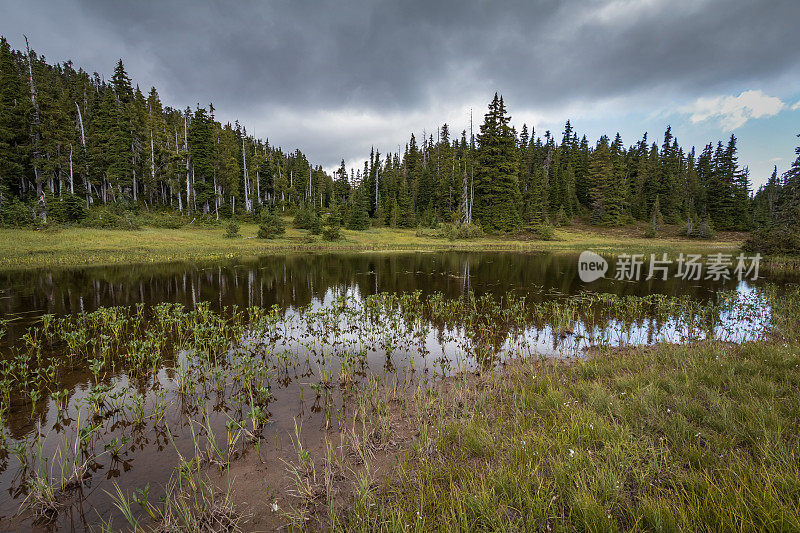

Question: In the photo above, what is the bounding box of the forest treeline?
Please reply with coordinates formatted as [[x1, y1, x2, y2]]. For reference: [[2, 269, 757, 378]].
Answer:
[[1, 36, 798, 250], [0, 37, 332, 225]]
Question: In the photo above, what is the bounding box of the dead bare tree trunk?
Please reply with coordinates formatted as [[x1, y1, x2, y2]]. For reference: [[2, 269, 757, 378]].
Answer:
[[24, 35, 45, 222], [175, 129, 183, 213], [69, 144, 74, 194], [75, 102, 86, 146], [256, 164, 261, 206], [242, 137, 250, 212], [150, 128, 155, 187], [184, 114, 191, 215], [278, 163, 284, 211], [75, 102, 90, 207]]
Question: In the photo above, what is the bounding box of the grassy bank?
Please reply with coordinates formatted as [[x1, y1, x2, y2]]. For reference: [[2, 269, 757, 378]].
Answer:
[[0, 220, 744, 270], [334, 292, 800, 531]]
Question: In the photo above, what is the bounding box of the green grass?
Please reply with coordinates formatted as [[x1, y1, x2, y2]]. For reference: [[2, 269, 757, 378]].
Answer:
[[0, 219, 743, 270], [344, 340, 800, 531], [341, 292, 800, 532]]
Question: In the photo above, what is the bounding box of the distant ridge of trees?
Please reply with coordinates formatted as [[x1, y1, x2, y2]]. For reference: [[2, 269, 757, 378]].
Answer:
[[1, 35, 797, 249]]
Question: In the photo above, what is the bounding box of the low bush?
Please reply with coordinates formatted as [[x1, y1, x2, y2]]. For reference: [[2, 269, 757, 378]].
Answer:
[[419, 222, 484, 241], [531, 223, 555, 241], [224, 219, 240, 238], [322, 222, 342, 241], [47, 193, 87, 224], [80, 206, 141, 229], [293, 206, 314, 229], [0, 198, 35, 227], [257, 208, 285, 239], [680, 214, 714, 239], [743, 226, 800, 256], [139, 211, 188, 229]]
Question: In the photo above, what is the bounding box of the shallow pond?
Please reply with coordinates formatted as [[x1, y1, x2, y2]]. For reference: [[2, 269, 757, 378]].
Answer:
[[0, 251, 779, 530]]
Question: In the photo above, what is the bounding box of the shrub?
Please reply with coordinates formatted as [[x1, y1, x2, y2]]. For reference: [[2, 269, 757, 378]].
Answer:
[[322, 225, 340, 241], [139, 211, 187, 229], [294, 206, 323, 235], [555, 206, 570, 227], [347, 195, 370, 230], [39, 224, 61, 234], [257, 208, 285, 239], [533, 223, 555, 241], [695, 218, 714, 239], [414, 227, 440, 238], [308, 214, 323, 235], [681, 214, 714, 239], [293, 206, 313, 229], [79, 205, 140, 229], [193, 216, 222, 228], [743, 226, 800, 256], [0, 198, 35, 227], [322, 217, 342, 241], [224, 219, 240, 238], [118, 212, 142, 230], [423, 222, 484, 241], [454, 222, 483, 239], [47, 193, 87, 224]]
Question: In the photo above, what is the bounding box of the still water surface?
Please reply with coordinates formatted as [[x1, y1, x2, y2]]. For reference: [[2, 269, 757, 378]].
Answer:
[[0, 251, 749, 337]]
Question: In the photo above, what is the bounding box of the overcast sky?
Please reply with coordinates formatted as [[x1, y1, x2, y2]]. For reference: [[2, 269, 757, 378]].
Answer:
[[2, 0, 799, 187]]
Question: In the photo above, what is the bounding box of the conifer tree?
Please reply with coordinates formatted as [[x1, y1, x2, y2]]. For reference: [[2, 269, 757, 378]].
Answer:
[[347, 186, 370, 230], [322, 199, 343, 240], [215, 124, 240, 214], [473, 94, 521, 232], [333, 159, 350, 205], [588, 136, 625, 226], [752, 166, 780, 227], [0, 36, 770, 237], [188, 106, 215, 212], [778, 134, 800, 226], [257, 204, 285, 239], [396, 174, 415, 228], [0, 37, 29, 205]]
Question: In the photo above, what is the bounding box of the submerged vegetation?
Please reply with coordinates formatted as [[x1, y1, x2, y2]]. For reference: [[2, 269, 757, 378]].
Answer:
[[0, 289, 771, 411]]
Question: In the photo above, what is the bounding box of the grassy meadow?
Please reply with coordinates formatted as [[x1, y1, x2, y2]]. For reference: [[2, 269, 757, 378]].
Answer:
[[0, 218, 745, 270]]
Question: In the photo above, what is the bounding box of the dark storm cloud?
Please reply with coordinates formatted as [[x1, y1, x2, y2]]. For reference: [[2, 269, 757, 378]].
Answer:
[[2, 0, 799, 166]]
